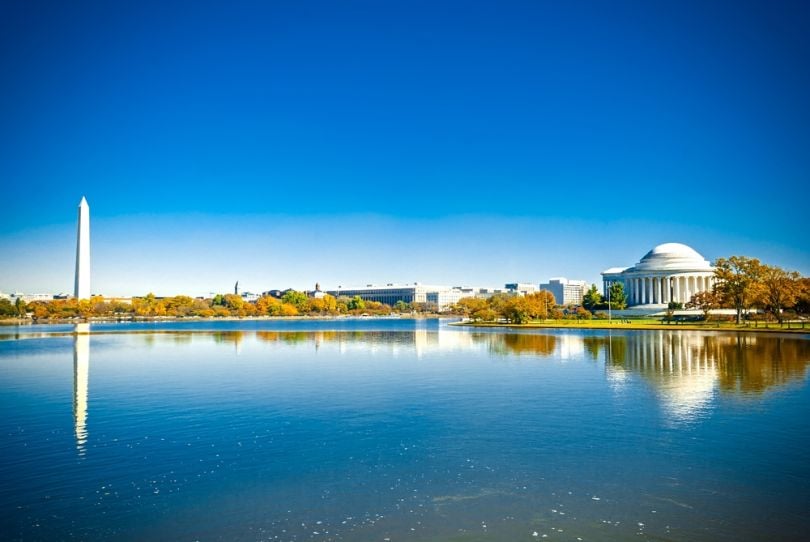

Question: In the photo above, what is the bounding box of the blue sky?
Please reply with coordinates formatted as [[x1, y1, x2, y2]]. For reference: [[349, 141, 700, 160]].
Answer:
[[1, 0, 808, 296]]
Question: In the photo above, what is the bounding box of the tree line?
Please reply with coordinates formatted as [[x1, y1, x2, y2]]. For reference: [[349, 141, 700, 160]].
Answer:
[[688, 257, 808, 324], [449, 291, 592, 324], [5, 291, 427, 320], [448, 255, 807, 325], [3, 256, 806, 323]]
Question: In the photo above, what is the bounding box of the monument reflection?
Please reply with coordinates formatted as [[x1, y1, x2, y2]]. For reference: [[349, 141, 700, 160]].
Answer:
[[73, 324, 90, 455], [586, 331, 810, 423], [81, 328, 808, 432]]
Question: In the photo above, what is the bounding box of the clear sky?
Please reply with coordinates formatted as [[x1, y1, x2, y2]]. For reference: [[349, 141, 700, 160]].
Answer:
[[1, 0, 808, 297]]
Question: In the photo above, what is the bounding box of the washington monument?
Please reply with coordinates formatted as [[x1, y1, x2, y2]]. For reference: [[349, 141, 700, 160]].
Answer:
[[74, 197, 90, 299]]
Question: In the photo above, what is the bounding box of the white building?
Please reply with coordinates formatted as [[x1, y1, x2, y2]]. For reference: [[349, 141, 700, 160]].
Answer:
[[601, 243, 715, 308], [9, 293, 55, 303], [539, 277, 588, 306], [426, 289, 468, 310], [326, 283, 495, 311], [504, 283, 538, 295]]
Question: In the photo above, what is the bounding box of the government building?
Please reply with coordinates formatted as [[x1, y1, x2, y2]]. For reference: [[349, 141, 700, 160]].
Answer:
[[539, 277, 589, 306], [601, 243, 715, 308]]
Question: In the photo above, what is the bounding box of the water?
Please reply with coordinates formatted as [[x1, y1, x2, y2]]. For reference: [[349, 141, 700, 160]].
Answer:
[[1, 319, 808, 541]]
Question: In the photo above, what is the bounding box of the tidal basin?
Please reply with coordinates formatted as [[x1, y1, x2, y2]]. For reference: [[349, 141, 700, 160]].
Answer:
[[1, 320, 808, 541]]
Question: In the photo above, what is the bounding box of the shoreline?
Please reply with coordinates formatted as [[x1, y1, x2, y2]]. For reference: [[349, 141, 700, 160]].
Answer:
[[450, 320, 810, 334], [0, 314, 450, 326]]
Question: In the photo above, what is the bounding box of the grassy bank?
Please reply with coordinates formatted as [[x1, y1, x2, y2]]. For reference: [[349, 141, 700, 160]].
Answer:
[[452, 319, 810, 334]]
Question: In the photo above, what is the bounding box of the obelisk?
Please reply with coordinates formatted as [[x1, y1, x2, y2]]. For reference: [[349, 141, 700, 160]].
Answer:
[[74, 197, 90, 299]]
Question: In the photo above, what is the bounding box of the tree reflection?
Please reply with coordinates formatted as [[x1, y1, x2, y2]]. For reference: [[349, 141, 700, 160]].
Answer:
[[485, 333, 558, 357], [593, 331, 810, 396], [706, 334, 810, 394]]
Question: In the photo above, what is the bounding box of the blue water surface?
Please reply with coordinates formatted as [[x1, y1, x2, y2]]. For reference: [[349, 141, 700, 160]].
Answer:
[[0, 319, 808, 541]]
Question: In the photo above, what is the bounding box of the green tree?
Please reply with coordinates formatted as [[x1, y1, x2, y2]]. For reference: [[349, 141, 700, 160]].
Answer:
[[15, 297, 27, 317], [335, 296, 351, 313], [714, 256, 764, 324], [0, 298, 15, 317], [281, 290, 309, 309], [347, 295, 366, 311], [607, 282, 627, 309], [582, 284, 602, 311]]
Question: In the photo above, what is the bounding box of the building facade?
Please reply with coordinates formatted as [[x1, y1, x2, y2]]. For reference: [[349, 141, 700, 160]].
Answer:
[[601, 243, 715, 307], [326, 283, 496, 311], [504, 283, 538, 295], [539, 277, 588, 306], [327, 284, 435, 306]]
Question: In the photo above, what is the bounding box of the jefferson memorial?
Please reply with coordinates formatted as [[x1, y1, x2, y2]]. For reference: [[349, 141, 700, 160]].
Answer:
[[601, 243, 715, 307]]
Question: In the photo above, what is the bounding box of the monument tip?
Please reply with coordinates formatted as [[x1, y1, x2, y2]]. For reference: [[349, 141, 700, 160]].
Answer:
[[79, 196, 88, 206]]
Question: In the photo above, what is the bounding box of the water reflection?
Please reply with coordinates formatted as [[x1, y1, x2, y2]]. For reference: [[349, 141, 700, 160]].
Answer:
[[62, 326, 810, 449], [484, 333, 558, 357], [73, 324, 89, 455], [585, 331, 810, 423]]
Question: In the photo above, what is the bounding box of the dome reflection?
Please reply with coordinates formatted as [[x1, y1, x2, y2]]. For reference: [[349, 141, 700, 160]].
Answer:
[[586, 331, 810, 423]]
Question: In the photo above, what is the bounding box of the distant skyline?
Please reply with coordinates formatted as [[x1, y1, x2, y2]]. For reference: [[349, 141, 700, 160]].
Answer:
[[1, 1, 808, 296]]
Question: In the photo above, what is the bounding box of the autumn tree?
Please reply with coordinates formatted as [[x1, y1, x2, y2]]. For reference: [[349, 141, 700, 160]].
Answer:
[[501, 296, 530, 323], [255, 295, 281, 316], [759, 265, 801, 324], [687, 290, 718, 321], [320, 294, 338, 313], [110, 301, 133, 315], [222, 294, 244, 311], [714, 256, 764, 324], [133, 293, 158, 316], [28, 301, 51, 320], [335, 296, 351, 313], [454, 297, 488, 318], [487, 293, 514, 316], [281, 290, 309, 311], [795, 278, 810, 316], [278, 303, 299, 316], [92, 299, 112, 316], [523, 290, 556, 320], [575, 306, 592, 320], [164, 295, 194, 316]]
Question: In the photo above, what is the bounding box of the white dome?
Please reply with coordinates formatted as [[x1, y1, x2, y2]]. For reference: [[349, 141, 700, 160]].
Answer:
[[631, 242, 712, 272], [647, 243, 703, 259]]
